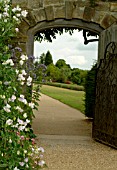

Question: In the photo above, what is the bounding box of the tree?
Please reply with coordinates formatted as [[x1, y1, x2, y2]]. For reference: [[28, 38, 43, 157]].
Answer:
[[58, 67, 71, 83], [45, 50, 53, 66], [55, 59, 68, 69], [55, 59, 71, 83], [46, 63, 60, 81], [70, 68, 81, 85], [39, 53, 46, 64], [79, 69, 88, 86]]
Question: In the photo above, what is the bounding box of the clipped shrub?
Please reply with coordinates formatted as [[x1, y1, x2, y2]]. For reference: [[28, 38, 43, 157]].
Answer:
[[84, 63, 97, 118], [43, 82, 84, 91]]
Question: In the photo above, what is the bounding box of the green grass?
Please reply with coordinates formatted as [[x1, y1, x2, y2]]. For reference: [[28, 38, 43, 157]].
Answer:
[[40, 85, 85, 113]]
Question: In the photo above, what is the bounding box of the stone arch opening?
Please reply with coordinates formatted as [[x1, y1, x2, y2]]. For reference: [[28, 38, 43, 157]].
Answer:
[[29, 18, 102, 137], [25, 17, 117, 148], [26, 18, 103, 57]]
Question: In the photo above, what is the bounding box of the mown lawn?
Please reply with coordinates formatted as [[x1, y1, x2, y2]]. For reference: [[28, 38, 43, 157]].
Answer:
[[40, 85, 85, 114]]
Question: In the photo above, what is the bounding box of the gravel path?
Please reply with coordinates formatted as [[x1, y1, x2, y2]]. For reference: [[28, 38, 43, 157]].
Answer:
[[32, 94, 117, 170]]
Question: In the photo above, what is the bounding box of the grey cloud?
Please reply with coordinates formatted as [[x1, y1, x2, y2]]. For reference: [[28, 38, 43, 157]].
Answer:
[[34, 31, 98, 70], [75, 41, 98, 51]]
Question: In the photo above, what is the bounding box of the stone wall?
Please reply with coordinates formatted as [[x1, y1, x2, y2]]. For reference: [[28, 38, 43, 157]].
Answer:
[[12, 0, 117, 29], [12, 0, 117, 54]]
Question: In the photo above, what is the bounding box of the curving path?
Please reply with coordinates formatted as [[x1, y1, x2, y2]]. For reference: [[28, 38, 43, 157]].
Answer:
[[32, 94, 117, 170]]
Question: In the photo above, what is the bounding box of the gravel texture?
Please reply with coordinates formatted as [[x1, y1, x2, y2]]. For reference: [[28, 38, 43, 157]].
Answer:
[[33, 94, 117, 170]]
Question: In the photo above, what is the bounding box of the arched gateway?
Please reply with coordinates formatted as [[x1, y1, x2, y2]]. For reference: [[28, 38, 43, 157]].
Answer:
[[12, 0, 117, 148]]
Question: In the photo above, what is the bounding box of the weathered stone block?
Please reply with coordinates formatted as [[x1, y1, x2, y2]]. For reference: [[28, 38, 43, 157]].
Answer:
[[44, 0, 64, 6], [26, 11, 37, 26], [54, 6, 65, 19], [110, 12, 117, 20], [12, 0, 28, 7], [92, 10, 105, 24], [110, 3, 117, 12], [65, 1, 74, 19], [83, 7, 95, 22], [100, 14, 116, 29], [19, 20, 30, 35], [18, 42, 27, 54], [14, 34, 28, 43], [45, 6, 55, 21], [71, 0, 90, 7], [95, 2, 110, 11], [32, 9, 46, 22], [73, 7, 84, 20], [28, 0, 43, 9]]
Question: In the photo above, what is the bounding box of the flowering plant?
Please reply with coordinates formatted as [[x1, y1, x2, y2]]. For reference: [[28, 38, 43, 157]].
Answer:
[[0, 0, 46, 169]]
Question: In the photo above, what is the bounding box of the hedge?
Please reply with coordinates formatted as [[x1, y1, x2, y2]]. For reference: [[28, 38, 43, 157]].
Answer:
[[84, 64, 97, 118], [42, 82, 84, 91]]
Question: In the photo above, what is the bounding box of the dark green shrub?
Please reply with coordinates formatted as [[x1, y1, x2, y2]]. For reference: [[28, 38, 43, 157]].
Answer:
[[42, 82, 84, 91], [84, 64, 97, 118]]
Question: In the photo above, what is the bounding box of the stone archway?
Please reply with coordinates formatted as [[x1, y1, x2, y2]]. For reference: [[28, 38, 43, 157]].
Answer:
[[12, 0, 117, 55], [27, 20, 117, 148], [12, 0, 117, 148], [26, 18, 103, 57]]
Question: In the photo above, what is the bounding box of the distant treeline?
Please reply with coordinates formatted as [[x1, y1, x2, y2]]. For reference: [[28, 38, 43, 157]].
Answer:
[[34, 50, 88, 86]]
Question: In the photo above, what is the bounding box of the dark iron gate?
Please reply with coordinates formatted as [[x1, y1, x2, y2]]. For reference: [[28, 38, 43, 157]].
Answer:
[[93, 42, 117, 148]]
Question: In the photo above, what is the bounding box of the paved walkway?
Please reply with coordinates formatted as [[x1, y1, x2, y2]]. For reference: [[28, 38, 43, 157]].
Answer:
[[32, 94, 117, 170]]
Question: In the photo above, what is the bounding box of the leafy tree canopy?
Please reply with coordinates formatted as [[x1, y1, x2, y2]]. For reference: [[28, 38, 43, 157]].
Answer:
[[70, 68, 81, 85], [55, 59, 70, 69], [46, 63, 60, 81]]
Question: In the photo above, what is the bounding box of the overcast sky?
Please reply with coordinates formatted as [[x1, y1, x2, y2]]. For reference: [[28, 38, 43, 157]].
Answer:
[[34, 30, 98, 70]]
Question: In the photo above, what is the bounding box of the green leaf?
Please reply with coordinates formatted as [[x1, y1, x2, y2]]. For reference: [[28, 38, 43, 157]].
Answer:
[[0, 164, 8, 168]]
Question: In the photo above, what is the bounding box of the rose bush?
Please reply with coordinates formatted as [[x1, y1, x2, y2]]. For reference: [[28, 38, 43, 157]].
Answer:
[[0, 0, 46, 169]]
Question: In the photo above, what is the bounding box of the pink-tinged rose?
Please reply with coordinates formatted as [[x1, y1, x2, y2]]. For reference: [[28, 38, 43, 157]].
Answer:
[[20, 136, 25, 140], [24, 157, 28, 163], [19, 162, 25, 166]]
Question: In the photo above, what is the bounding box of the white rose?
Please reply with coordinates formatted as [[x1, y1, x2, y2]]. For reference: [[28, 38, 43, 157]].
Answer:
[[20, 55, 28, 61], [15, 28, 19, 32], [17, 151, 20, 155], [24, 150, 27, 154], [6, 119, 13, 125], [29, 102, 35, 109], [16, 13, 21, 17], [9, 139, 12, 143], [21, 10, 28, 17], [0, 14, 2, 19], [21, 70, 27, 76], [23, 113, 27, 118], [4, 104, 11, 113], [19, 60, 24, 65], [14, 167, 20, 170]]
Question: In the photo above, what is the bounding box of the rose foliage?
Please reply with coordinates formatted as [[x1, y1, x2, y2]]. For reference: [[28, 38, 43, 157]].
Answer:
[[0, 0, 46, 169]]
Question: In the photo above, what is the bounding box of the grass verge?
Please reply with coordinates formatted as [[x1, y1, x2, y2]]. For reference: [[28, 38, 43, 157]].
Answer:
[[40, 85, 85, 114]]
